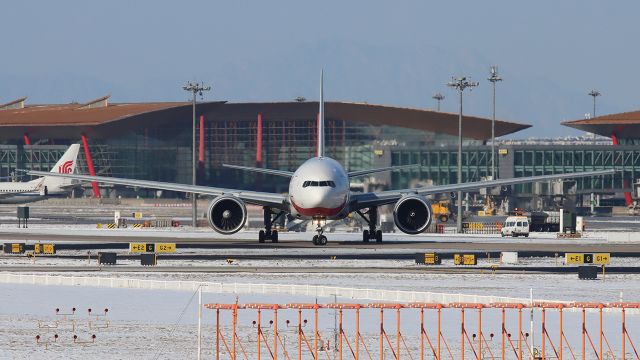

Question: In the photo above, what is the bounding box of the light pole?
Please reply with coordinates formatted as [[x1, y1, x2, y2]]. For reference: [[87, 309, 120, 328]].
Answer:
[[588, 89, 601, 118], [183, 81, 211, 228], [447, 77, 479, 233], [488, 66, 502, 180], [432, 92, 445, 111]]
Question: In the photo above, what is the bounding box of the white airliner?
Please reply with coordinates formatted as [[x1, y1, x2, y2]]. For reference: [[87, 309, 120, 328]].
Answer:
[[29, 75, 614, 245], [2, 144, 80, 204]]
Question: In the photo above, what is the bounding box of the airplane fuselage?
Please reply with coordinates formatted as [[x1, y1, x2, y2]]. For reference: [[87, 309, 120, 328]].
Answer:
[[288, 157, 350, 220]]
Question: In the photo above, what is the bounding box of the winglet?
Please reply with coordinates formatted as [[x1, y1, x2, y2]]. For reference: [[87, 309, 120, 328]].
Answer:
[[317, 69, 325, 158]]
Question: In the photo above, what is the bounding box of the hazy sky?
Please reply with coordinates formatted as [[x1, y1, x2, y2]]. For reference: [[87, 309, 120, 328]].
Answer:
[[1, 1, 638, 137]]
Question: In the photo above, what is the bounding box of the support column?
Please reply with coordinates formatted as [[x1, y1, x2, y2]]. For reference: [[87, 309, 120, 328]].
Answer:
[[611, 133, 633, 206], [199, 115, 205, 164], [81, 133, 101, 198], [256, 113, 263, 167]]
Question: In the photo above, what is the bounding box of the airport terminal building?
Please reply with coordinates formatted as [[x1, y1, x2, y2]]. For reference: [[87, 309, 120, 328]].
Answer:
[[0, 95, 638, 210]]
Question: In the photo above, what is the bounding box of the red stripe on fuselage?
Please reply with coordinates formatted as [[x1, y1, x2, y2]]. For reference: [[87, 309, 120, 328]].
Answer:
[[290, 199, 345, 217]]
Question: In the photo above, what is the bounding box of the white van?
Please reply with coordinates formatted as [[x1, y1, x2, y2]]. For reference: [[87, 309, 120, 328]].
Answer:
[[501, 216, 530, 237]]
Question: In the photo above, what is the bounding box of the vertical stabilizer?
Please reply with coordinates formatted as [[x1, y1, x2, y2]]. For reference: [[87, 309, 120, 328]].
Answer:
[[50, 144, 80, 174], [40, 144, 81, 191], [317, 69, 325, 157]]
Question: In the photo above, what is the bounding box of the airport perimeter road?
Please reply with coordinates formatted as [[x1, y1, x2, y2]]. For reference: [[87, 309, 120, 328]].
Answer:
[[0, 229, 639, 253]]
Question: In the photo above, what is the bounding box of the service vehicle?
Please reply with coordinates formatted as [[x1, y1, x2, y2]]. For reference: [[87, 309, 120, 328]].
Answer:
[[501, 216, 530, 237]]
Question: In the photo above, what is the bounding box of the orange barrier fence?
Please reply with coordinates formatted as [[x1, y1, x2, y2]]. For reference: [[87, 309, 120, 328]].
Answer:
[[205, 302, 640, 360]]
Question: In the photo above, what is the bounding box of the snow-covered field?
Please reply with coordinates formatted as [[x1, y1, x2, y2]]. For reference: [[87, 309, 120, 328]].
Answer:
[[0, 222, 639, 358], [1, 270, 639, 359]]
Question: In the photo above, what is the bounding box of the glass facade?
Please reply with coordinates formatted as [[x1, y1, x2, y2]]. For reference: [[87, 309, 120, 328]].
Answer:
[[390, 145, 639, 195]]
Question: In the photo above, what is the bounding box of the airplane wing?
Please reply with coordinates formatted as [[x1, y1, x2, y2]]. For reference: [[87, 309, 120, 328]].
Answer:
[[222, 164, 294, 177], [24, 170, 288, 209], [350, 169, 616, 210], [348, 164, 420, 177]]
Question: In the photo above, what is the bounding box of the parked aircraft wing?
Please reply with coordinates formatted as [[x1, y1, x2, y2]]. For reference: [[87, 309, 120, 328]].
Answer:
[[350, 169, 617, 210], [222, 164, 294, 177], [24, 170, 288, 209], [348, 164, 420, 178]]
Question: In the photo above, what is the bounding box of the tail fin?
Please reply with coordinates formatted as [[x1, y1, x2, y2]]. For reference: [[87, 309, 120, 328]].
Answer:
[[317, 69, 325, 157], [41, 144, 80, 191], [50, 144, 80, 174]]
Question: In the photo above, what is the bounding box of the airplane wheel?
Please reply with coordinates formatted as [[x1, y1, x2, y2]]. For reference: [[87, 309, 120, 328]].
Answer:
[[375, 230, 382, 242], [319, 235, 328, 246], [271, 230, 279, 243], [363, 230, 370, 242], [259, 230, 266, 243], [312, 235, 319, 245]]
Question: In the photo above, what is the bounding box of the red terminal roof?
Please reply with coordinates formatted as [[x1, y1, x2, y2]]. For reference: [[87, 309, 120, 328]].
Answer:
[[562, 110, 640, 138], [0, 100, 531, 140]]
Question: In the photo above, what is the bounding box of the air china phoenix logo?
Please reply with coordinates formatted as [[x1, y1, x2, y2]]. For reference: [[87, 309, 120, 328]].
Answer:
[[58, 160, 74, 174]]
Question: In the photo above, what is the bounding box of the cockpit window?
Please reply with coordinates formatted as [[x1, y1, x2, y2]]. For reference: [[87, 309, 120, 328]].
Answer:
[[302, 180, 336, 188]]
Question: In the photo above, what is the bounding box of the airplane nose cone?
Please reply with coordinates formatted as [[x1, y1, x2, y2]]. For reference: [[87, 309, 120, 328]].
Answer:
[[305, 189, 330, 208]]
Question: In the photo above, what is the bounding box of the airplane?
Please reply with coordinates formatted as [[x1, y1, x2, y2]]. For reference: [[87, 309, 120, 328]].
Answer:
[[2, 144, 80, 204], [26, 74, 615, 245]]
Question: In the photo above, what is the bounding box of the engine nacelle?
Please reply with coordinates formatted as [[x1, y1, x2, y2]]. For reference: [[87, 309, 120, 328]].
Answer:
[[393, 195, 432, 234], [207, 196, 247, 235]]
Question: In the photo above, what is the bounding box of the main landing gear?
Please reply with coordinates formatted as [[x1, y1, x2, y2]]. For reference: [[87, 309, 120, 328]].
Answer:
[[356, 207, 383, 243], [258, 207, 284, 243]]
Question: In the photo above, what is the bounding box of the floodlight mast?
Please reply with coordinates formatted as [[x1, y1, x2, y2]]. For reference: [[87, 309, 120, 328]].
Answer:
[[183, 81, 211, 228], [488, 66, 502, 180], [588, 89, 601, 118], [432, 93, 445, 111], [447, 77, 479, 234]]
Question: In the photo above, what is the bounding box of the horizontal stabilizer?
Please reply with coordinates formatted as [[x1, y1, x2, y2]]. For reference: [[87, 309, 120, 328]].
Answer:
[[222, 164, 294, 177], [348, 164, 420, 177]]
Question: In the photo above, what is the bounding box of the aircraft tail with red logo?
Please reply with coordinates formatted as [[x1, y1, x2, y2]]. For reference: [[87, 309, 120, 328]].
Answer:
[[32, 144, 80, 193]]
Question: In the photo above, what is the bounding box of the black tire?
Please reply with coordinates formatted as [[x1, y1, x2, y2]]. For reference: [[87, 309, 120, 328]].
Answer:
[[312, 235, 319, 245], [363, 230, 370, 242], [271, 230, 279, 243], [259, 230, 266, 243], [319, 235, 328, 245], [375, 230, 382, 242]]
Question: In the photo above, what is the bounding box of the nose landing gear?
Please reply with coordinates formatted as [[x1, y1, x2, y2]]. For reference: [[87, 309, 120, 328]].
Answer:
[[312, 232, 327, 246], [356, 207, 382, 243], [258, 207, 283, 243], [312, 218, 328, 246]]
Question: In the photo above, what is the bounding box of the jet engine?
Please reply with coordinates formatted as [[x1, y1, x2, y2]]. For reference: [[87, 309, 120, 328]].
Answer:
[[393, 195, 432, 234], [207, 196, 247, 235]]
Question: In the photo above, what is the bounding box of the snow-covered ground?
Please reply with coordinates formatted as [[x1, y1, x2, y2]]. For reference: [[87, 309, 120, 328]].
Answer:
[[0, 222, 639, 358], [1, 271, 639, 359], [2, 253, 640, 269]]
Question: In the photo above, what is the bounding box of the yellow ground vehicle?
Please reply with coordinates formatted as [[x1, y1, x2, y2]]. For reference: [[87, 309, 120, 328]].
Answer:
[[431, 201, 450, 222]]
